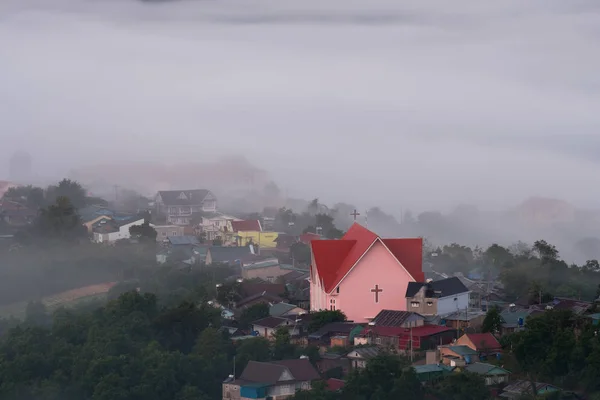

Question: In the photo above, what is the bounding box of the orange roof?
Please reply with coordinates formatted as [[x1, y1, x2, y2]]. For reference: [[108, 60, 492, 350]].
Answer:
[[311, 223, 424, 293]]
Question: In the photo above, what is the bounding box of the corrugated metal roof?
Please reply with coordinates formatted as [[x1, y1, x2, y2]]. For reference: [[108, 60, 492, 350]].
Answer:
[[465, 362, 510, 375], [168, 235, 200, 245], [447, 345, 478, 356]]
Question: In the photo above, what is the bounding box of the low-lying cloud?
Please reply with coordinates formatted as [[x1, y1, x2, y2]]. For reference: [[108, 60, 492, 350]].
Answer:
[[1, 0, 600, 212]]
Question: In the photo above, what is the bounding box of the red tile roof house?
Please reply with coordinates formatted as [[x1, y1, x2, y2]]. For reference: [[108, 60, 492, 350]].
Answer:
[[455, 333, 502, 359], [222, 358, 321, 400], [325, 378, 346, 392], [231, 219, 262, 233], [310, 223, 424, 323]]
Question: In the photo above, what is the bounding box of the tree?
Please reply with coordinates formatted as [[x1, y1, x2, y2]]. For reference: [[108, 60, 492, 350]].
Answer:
[[290, 242, 311, 265], [239, 303, 269, 330], [273, 326, 296, 360], [533, 240, 559, 264], [308, 310, 346, 333], [129, 221, 157, 242], [389, 367, 424, 400], [431, 372, 490, 400], [30, 196, 87, 241], [235, 337, 272, 375], [481, 306, 503, 334], [2, 185, 45, 208], [24, 301, 51, 326], [484, 244, 514, 269], [46, 179, 87, 209], [342, 353, 410, 399]]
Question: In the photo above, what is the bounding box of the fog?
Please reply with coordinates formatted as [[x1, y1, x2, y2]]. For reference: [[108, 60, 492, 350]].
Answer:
[[2, 0, 600, 213]]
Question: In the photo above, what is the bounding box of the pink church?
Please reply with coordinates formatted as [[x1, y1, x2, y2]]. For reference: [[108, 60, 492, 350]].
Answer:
[[309, 223, 424, 323]]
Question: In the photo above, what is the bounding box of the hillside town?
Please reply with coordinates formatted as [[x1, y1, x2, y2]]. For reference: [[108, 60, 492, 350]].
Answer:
[[1, 175, 600, 400]]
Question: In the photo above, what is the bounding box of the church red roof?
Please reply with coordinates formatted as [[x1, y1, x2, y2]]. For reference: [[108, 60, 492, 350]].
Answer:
[[311, 223, 424, 293]]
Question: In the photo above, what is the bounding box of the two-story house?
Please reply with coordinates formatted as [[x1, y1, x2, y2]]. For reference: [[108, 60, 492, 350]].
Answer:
[[405, 277, 470, 317], [155, 189, 217, 225], [222, 358, 320, 400]]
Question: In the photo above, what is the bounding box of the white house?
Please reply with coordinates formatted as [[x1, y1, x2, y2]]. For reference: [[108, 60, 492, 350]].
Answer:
[[251, 316, 301, 339], [405, 277, 470, 317], [93, 218, 149, 243]]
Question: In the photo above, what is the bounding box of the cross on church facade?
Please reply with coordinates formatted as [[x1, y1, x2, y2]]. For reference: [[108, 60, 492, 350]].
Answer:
[[350, 209, 361, 221], [370, 284, 383, 303]]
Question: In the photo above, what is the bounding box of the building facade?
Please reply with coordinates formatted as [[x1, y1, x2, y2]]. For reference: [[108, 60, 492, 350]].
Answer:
[[310, 223, 424, 323], [155, 189, 217, 225]]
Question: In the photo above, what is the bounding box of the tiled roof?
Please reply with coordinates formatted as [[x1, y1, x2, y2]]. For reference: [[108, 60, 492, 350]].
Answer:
[[157, 189, 210, 206], [371, 310, 424, 327], [239, 361, 287, 385], [232, 219, 262, 232], [325, 378, 345, 392], [311, 223, 424, 293], [464, 333, 501, 351], [406, 277, 469, 298], [271, 359, 321, 381], [347, 347, 381, 359]]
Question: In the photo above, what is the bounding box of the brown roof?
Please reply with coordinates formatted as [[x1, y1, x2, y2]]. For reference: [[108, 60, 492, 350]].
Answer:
[[240, 361, 287, 384], [240, 359, 320, 385], [271, 359, 321, 381], [464, 333, 502, 351]]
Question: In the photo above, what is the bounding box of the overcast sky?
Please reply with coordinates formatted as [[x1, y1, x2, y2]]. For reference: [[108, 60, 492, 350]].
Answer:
[[1, 0, 600, 212]]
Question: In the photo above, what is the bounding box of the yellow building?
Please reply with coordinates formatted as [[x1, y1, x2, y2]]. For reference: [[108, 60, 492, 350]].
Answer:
[[236, 231, 279, 248]]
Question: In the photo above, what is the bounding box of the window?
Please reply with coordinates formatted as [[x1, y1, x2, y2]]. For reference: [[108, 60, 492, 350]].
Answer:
[[172, 231, 177, 236], [375, 337, 382, 345], [336, 287, 340, 294], [427, 301, 433, 306], [162, 231, 166, 237], [411, 301, 420, 308]]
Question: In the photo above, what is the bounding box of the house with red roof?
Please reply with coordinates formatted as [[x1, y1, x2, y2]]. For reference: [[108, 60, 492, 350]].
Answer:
[[231, 219, 262, 232], [309, 223, 425, 322], [456, 333, 502, 356]]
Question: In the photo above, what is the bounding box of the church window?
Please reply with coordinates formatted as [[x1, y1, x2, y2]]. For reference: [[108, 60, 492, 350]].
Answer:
[[336, 287, 340, 294], [411, 301, 420, 308]]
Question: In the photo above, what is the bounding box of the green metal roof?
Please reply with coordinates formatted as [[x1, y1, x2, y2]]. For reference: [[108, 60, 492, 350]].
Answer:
[[448, 345, 478, 356], [465, 362, 510, 376], [413, 364, 454, 374]]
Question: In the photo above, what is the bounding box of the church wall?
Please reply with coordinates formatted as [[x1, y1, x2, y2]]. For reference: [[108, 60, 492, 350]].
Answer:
[[335, 241, 415, 323]]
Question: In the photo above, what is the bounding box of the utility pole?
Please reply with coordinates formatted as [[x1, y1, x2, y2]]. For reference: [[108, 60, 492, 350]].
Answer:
[[410, 327, 414, 362]]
